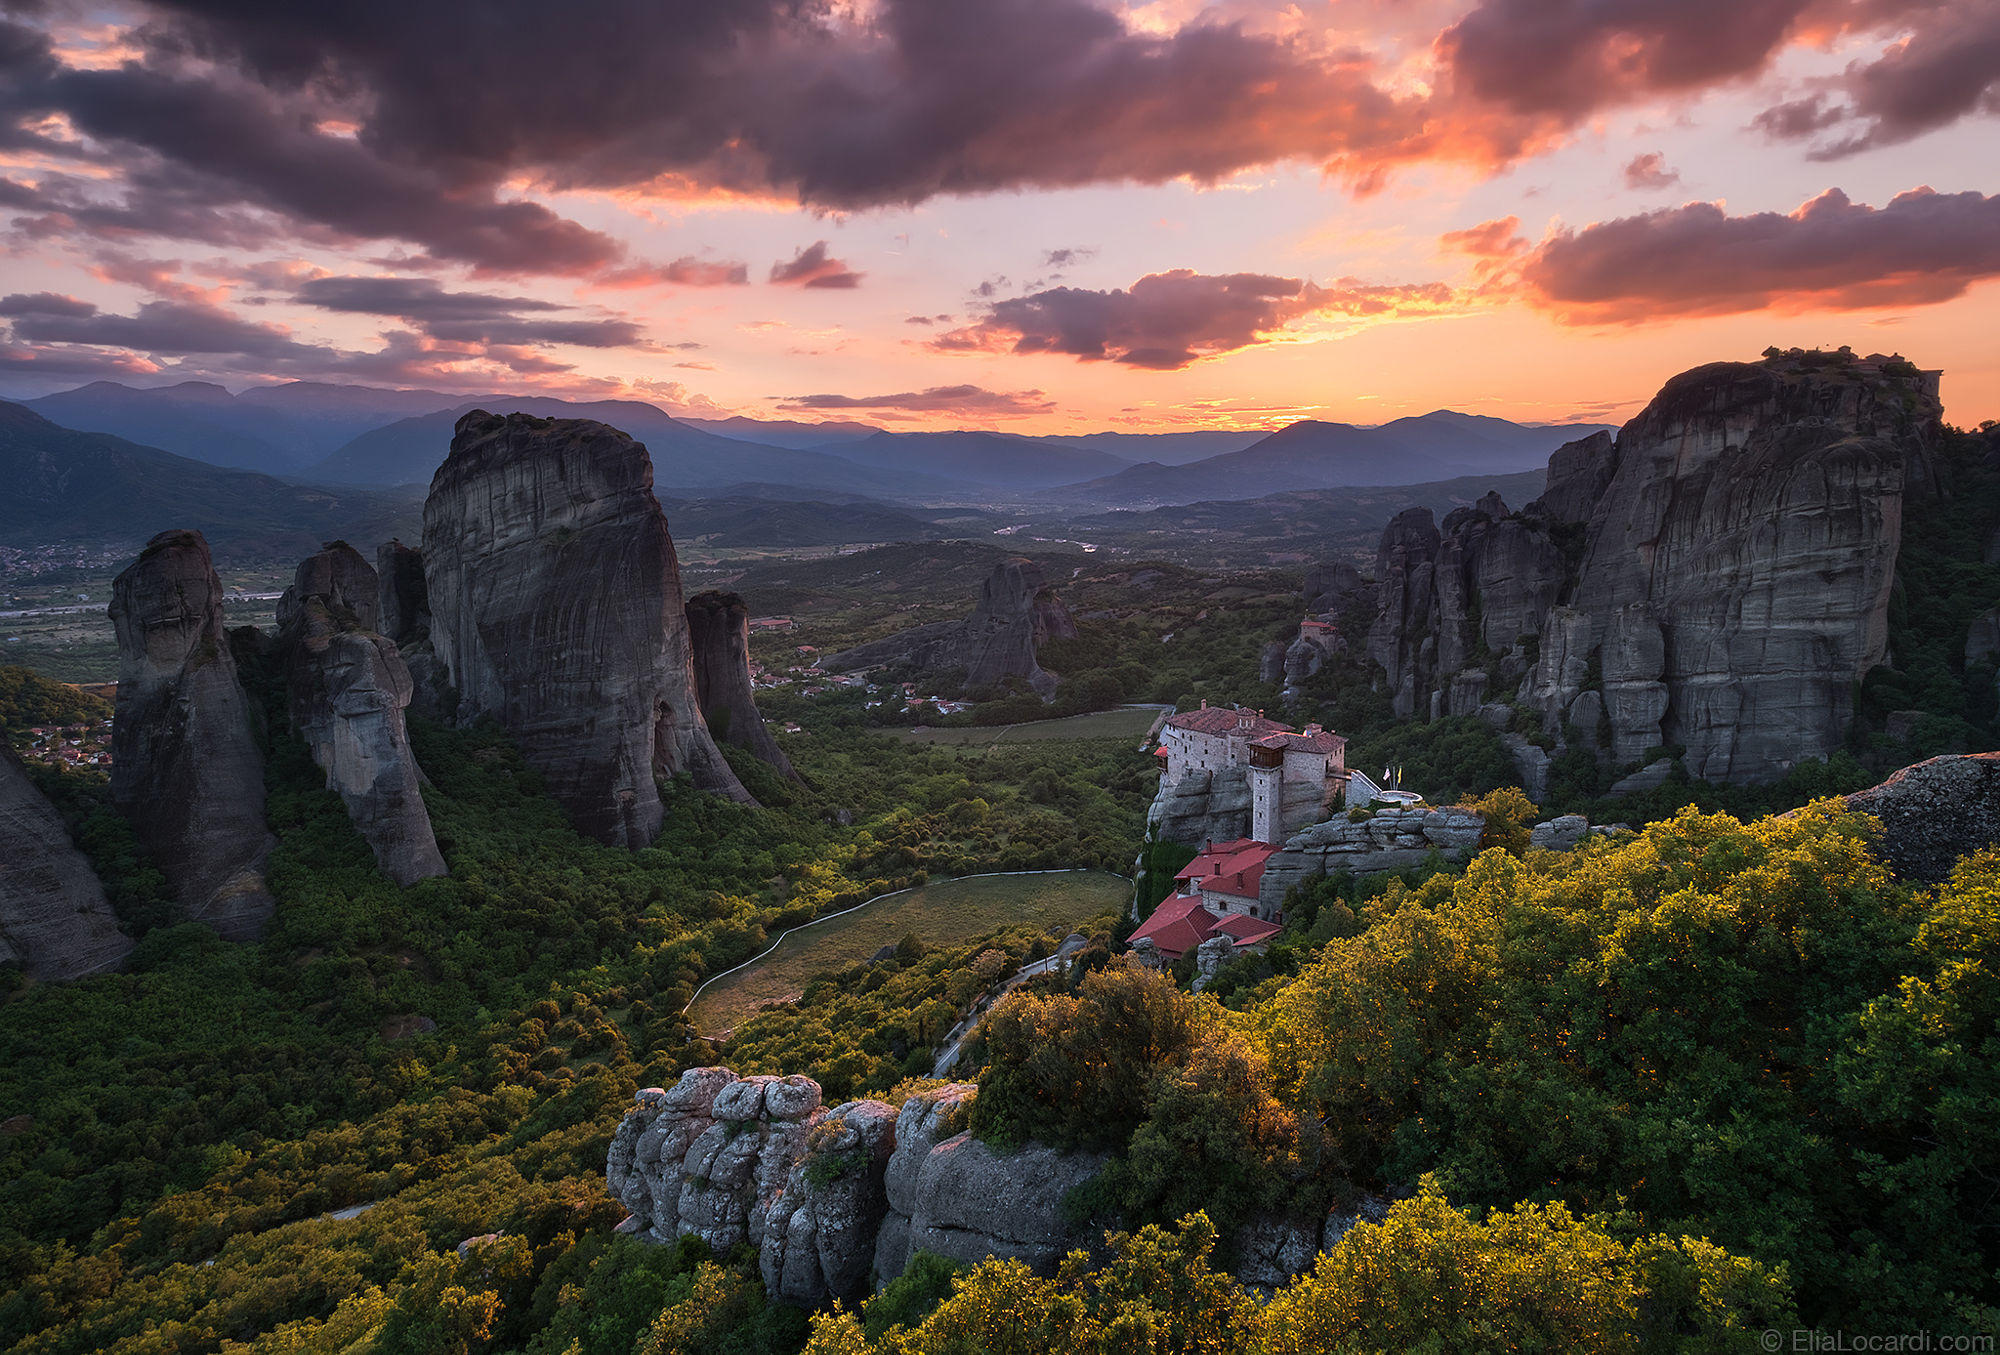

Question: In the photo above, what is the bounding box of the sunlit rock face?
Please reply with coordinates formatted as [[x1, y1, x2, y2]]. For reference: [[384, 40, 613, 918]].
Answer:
[[421, 411, 749, 848], [108, 529, 276, 940], [277, 543, 446, 887], [685, 589, 797, 781], [1366, 354, 1942, 784], [0, 742, 131, 980]]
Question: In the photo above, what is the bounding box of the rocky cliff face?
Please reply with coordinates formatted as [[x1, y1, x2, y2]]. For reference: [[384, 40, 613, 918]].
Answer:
[[421, 412, 749, 847], [1364, 352, 1941, 783], [685, 590, 797, 781], [108, 529, 276, 940], [1257, 805, 1485, 913], [277, 544, 446, 886], [1146, 764, 1254, 846], [824, 558, 1077, 696], [0, 742, 132, 980], [608, 1070, 1110, 1304], [610, 1067, 1390, 1302]]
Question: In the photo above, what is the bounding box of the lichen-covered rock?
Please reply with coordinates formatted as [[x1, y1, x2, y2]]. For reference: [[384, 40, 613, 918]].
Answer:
[[824, 558, 1076, 697], [1529, 815, 1590, 851], [685, 590, 797, 780], [422, 411, 750, 847], [901, 1133, 1108, 1273], [1321, 1192, 1394, 1253], [875, 1085, 976, 1282], [0, 742, 131, 980], [1234, 1216, 1321, 1289], [1608, 759, 1675, 797], [108, 529, 275, 940], [1190, 934, 1235, 993], [277, 544, 445, 886], [1257, 806, 1484, 914], [762, 1100, 900, 1303], [1845, 753, 2000, 883]]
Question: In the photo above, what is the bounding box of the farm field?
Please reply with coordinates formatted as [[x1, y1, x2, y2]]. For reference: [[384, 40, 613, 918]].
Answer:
[[688, 869, 1131, 1034], [881, 704, 1167, 748]]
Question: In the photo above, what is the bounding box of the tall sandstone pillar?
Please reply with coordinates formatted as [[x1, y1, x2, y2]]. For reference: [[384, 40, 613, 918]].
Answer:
[[421, 411, 750, 848]]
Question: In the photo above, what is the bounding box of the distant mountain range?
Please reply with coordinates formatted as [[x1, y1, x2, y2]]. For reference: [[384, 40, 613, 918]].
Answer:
[[1053, 411, 1615, 507], [304, 397, 964, 497], [0, 401, 419, 556], [23, 380, 457, 474], [14, 380, 1614, 512]]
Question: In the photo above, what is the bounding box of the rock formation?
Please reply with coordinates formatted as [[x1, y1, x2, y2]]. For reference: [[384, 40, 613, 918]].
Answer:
[[684, 590, 797, 780], [608, 1070, 1109, 1304], [276, 544, 446, 886], [421, 411, 749, 847], [376, 540, 449, 719], [1845, 752, 2000, 883], [1146, 764, 1254, 846], [823, 558, 1077, 697], [0, 742, 132, 980], [1256, 804, 1485, 914], [108, 529, 276, 940], [1363, 351, 1943, 785]]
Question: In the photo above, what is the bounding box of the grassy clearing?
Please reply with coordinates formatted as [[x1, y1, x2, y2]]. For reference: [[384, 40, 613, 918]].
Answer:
[[689, 869, 1131, 1033], [882, 705, 1165, 748]]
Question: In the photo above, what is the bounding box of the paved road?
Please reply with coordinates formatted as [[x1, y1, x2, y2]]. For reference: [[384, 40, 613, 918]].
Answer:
[[0, 591, 282, 620], [930, 938, 1085, 1076]]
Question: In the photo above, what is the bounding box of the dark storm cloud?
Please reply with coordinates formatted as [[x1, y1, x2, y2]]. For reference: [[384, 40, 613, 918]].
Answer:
[[1513, 186, 2000, 321], [933, 269, 1457, 370], [292, 276, 649, 348], [5, 0, 1446, 234], [0, 291, 96, 317], [1771, 4, 2000, 157], [1438, 0, 1997, 154]]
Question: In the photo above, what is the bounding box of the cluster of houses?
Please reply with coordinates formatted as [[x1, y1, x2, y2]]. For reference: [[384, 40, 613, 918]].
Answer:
[[1131, 702, 1366, 965], [14, 719, 112, 770]]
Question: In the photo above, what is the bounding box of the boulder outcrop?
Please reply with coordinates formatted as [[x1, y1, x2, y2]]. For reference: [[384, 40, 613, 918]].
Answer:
[[607, 1071, 1107, 1304], [685, 590, 797, 780], [0, 742, 131, 980], [108, 529, 276, 940], [1845, 753, 2000, 883], [421, 412, 749, 847], [1257, 805, 1484, 913], [276, 544, 445, 886], [1363, 352, 1943, 784], [823, 558, 1076, 696]]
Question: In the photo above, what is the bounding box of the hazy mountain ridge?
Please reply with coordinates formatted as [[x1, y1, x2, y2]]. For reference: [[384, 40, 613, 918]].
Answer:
[[0, 400, 420, 557]]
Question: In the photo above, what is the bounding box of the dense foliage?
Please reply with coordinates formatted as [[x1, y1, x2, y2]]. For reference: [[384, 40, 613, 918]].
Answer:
[[0, 664, 109, 735]]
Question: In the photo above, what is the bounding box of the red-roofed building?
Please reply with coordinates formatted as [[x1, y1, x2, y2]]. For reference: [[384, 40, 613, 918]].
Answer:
[[1129, 873, 1285, 962], [1155, 701, 1349, 845], [1174, 838, 1279, 919]]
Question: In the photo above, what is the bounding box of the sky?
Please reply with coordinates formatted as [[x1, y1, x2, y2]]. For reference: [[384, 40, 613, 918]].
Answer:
[[0, 0, 1996, 432]]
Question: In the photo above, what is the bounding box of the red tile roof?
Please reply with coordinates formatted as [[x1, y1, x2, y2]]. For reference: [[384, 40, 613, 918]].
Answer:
[[1251, 729, 1346, 755], [1130, 888, 1284, 961], [1211, 912, 1283, 946], [1164, 705, 1292, 739], [1175, 838, 1278, 902], [1128, 894, 1219, 961]]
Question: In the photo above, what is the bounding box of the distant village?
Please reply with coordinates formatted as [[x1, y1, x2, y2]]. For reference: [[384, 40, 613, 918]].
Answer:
[[747, 618, 974, 720], [14, 717, 113, 770]]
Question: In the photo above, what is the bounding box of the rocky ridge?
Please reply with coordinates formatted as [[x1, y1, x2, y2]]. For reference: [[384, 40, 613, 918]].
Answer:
[[0, 741, 132, 980], [608, 1068, 1375, 1304], [824, 558, 1077, 696], [420, 411, 749, 847], [684, 590, 797, 781], [1363, 352, 1942, 785], [108, 529, 276, 940], [1256, 804, 1484, 914], [275, 543, 446, 886]]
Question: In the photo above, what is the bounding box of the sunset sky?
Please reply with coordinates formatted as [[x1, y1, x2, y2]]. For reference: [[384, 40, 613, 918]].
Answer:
[[2, 0, 1996, 431]]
